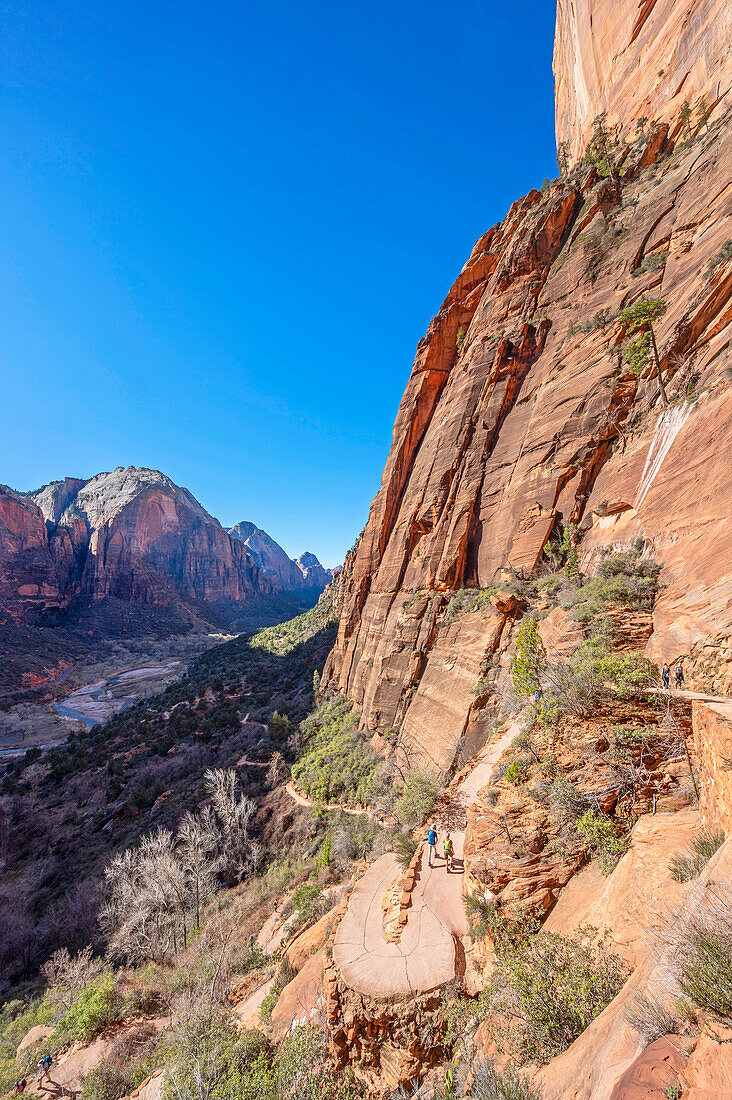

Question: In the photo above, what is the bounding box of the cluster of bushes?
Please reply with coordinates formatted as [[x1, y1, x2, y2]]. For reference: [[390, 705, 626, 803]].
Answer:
[[443, 587, 497, 624], [449, 914, 627, 1069], [0, 584, 344, 989], [0, 952, 143, 1093], [291, 698, 384, 807]]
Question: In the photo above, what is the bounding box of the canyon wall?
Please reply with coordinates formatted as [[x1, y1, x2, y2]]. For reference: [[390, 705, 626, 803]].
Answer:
[[230, 522, 332, 592], [554, 0, 731, 159], [0, 468, 335, 625], [0, 468, 270, 621], [325, 102, 732, 772]]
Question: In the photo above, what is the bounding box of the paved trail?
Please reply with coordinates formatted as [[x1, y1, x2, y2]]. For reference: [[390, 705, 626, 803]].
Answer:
[[333, 722, 519, 1000]]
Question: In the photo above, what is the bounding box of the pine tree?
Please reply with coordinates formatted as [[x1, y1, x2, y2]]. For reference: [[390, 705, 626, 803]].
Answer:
[[619, 297, 669, 407], [680, 100, 693, 140], [696, 97, 710, 132]]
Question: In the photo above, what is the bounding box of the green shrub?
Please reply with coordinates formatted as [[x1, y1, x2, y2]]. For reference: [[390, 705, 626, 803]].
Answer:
[[53, 972, 123, 1043], [505, 761, 528, 786], [0, 997, 55, 1092], [511, 616, 546, 698], [291, 697, 382, 806], [576, 810, 628, 874], [485, 925, 628, 1063], [465, 892, 499, 942], [443, 587, 497, 623], [570, 546, 661, 619], [633, 251, 668, 278], [291, 884, 324, 924], [670, 830, 725, 882], [394, 769, 439, 829]]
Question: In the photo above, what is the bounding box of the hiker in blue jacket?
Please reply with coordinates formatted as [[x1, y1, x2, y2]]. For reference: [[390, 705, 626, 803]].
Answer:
[[427, 824, 438, 867]]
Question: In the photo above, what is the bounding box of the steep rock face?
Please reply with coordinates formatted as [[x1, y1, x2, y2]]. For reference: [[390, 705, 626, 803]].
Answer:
[[693, 697, 732, 832], [0, 467, 274, 618], [324, 114, 732, 771], [295, 551, 333, 589], [65, 469, 266, 604], [554, 0, 731, 160], [229, 521, 311, 591], [0, 486, 75, 621], [228, 523, 332, 592]]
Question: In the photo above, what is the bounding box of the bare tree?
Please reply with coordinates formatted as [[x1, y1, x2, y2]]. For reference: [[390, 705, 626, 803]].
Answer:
[[204, 768, 260, 882], [41, 946, 103, 1012], [178, 810, 221, 930]]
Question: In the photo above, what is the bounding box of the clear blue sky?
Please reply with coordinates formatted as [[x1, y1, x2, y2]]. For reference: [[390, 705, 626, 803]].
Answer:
[[1, 1, 558, 568]]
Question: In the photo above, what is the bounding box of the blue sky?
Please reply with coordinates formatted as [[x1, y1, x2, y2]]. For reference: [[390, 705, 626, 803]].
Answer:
[[1, 1, 558, 567]]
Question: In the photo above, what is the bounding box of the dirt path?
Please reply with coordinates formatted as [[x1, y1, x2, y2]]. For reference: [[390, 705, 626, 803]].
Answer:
[[332, 722, 519, 999], [284, 781, 387, 823]]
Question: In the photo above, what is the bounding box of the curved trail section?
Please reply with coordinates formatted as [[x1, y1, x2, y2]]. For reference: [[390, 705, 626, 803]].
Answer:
[[333, 722, 518, 1000], [284, 781, 387, 823]]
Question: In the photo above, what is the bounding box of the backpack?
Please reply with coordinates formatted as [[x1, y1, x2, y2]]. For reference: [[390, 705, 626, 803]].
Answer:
[[427, 829, 437, 845], [444, 838, 453, 854]]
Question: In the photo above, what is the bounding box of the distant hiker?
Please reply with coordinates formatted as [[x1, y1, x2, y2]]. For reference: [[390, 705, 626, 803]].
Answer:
[[533, 689, 540, 705], [37, 1054, 52, 1081], [662, 664, 670, 689], [675, 663, 684, 688], [444, 833, 454, 872], [15, 1080, 27, 1094], [427, 825, 438, 867]]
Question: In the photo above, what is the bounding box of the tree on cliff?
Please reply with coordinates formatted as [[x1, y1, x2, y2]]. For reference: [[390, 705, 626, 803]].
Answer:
[[511, 616, 547, 698], [585, 112, 619, 183], [619, 297, 669, 407]]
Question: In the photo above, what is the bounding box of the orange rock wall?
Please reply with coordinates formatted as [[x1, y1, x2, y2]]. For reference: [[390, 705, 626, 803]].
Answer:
[[325, 116, 732, 769], [554, 0, 732, 160], [693, 698, 732, 833]]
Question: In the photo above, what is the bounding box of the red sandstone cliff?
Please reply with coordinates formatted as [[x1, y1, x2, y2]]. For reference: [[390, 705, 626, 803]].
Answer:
[[0, 467, 273, 621], [554, 0, 731, 160], [324, 94, 731, 773]]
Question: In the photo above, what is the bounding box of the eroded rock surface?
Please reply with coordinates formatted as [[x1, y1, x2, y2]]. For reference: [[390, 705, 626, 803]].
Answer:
[[554, 0, 731, 160], [1, 467, 274, 620], [325, 109, 732, 771]]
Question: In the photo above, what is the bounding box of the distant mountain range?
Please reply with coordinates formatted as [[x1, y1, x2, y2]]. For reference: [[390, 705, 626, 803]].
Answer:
[[0, 466, 333, 625]]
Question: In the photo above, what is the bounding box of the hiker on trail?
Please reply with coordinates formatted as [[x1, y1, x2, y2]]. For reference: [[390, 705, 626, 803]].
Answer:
[[675, 662, 684, 688], [15, 1080, 27, 1094], [37, 1054, 52, 1082], [662, 664, 670, 689], [427, 824, 438, 867], [444, 832, 454, 873]]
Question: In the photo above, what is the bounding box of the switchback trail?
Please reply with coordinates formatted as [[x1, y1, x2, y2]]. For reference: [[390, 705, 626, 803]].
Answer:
[[284, 781, 388, 824], [332, 721, 519, 999]]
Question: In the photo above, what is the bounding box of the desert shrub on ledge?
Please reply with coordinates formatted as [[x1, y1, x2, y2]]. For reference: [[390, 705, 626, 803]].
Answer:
[[670, 829, 725, 883], [575, 809, 629, 874], [291, 696, 384, 807], [484, 922, 629, 1063], [443, 585, 498, 623]]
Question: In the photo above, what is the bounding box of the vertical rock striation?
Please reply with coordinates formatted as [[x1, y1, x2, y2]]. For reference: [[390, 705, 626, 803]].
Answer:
[[325, 89, 731, 773], [554, 0, 732, 160]]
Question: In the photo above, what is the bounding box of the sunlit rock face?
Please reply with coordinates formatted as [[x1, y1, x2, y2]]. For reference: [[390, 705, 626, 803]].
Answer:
[[554, 0, 731, 160], [0, 467, 273, 619], [324, 82, 732, 769]]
